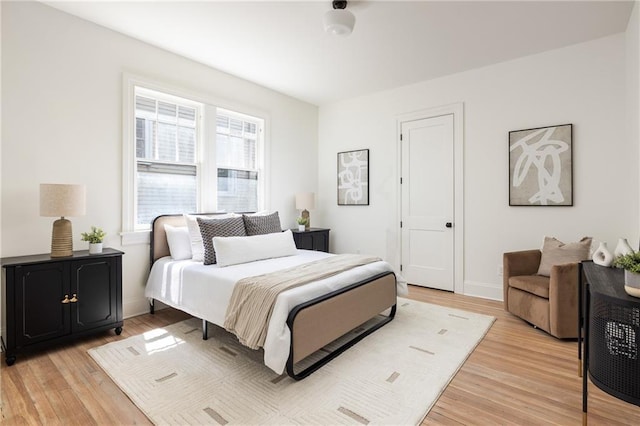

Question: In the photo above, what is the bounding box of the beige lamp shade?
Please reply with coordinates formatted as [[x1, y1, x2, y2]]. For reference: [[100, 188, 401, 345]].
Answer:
[[295, 192, 315, 229], [295, 192, 315, 210], [40, 184, 86, 257], [40, 184, 86, 217]]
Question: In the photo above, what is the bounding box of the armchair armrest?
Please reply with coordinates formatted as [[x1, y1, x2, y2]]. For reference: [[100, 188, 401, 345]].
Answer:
[[503, 250, 542, 309], [503, 250, 542, 278], [549, 262, 579, 338]]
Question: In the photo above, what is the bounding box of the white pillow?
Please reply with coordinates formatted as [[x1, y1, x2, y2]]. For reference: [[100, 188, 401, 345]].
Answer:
[[164, 224, 192, 260], [213, 230, 297, 267], [244, 210, 272, 216], [184, 213, 237, 262]]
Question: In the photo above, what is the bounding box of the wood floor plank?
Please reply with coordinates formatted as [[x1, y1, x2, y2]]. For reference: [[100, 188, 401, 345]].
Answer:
[[2, 286, 640, 425], [412, 286, 640, 425], [48, 341, 121, 425], [23, 352, 69, 425], [1, 362, 43, 425]]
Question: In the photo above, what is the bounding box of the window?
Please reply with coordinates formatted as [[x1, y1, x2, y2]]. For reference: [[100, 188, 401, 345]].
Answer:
[[215, 110, 261, 213], [134, 89, 200, 228], [123, 78, 266, 238]]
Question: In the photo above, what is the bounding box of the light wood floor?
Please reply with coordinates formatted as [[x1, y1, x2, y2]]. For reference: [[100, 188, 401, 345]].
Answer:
[[2, 285, 640, 425]]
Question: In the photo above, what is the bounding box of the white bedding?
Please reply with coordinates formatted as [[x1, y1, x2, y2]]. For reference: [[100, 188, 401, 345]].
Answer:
[[145, 249, 407, 374]]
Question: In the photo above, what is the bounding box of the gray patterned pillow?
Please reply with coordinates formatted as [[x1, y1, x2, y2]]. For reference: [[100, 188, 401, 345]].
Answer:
[[197, 217, 247, 265], [242, 212, 282, 236]]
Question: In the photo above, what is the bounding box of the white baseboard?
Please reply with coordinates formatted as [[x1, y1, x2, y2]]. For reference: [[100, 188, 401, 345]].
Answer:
[[124, 298, 171, 319], [463, 280, 503, 301], [124, 298, 153, 319]]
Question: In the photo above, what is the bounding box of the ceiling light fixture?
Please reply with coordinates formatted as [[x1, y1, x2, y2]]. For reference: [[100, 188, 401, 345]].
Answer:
[[323, 0, 355, 36]]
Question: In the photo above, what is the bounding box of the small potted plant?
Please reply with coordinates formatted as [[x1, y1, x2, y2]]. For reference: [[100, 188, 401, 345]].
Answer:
[[613, 251, 640, 298], [296, 217, 308, 232], [81, 226, 106, 254]]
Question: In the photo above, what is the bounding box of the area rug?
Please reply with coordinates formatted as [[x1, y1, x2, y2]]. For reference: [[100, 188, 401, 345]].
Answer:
[[88, 298, 494, 425]]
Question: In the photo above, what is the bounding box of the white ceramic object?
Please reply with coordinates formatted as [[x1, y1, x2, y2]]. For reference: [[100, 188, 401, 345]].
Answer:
[[298, 225, 306, 232], [89, 242, 103, 254], [614, 238, 634, 258], [593, 242, 613, 267]]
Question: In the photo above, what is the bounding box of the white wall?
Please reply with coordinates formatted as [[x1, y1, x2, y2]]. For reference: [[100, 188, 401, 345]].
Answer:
[[318, 33, 638, 300], [1, 2, 318, 317], [629, 3, 640, 233], [2, 2, 637, 315]]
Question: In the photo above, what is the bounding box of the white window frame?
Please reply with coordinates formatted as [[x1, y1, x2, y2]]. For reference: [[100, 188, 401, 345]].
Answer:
[[121, 73, 269, 245], [215, 108, 265, 212]]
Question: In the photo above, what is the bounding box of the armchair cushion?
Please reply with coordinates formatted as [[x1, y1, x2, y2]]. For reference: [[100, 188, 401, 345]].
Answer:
[[537, 236, 591, 276], [509, 275, 550, 299]]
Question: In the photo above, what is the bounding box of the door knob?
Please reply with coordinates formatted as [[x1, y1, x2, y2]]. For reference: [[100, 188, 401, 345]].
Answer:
[[445, 222, 453, 228]]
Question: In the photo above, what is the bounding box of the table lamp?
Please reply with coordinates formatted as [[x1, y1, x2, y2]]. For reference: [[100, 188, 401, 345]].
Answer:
[[40, 183, 86, 257], [295, 192, 315, 229]]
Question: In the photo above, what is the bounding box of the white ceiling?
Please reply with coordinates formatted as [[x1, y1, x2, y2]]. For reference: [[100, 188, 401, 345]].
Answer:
[[44, 1, 635, 106]]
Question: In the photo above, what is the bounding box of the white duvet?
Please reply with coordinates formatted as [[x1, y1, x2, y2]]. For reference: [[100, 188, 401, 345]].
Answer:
[[145, 249, 407, 374]]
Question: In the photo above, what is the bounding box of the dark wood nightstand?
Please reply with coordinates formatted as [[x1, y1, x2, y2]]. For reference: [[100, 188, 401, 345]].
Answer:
[[1, 248, 124, 365], [291, 228, 330, 253]]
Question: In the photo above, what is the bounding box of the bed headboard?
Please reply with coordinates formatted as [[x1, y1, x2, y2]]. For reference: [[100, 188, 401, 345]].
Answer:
[[150, 214, 185, 265], [150, 213, 229, 266]]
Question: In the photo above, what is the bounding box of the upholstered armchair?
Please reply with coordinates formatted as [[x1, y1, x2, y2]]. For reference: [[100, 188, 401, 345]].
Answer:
[[503, 249, 580, 339]]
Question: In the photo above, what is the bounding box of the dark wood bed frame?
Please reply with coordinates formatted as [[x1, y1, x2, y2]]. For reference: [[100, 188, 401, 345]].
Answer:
[[149, 214, 397, 380]]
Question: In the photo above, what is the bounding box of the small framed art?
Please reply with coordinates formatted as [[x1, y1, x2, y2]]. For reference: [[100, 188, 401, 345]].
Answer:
[[337, 149, 369, 206]]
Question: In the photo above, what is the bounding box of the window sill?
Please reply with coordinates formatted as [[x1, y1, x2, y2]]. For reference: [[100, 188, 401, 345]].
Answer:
[[120, 230, 150, 246]]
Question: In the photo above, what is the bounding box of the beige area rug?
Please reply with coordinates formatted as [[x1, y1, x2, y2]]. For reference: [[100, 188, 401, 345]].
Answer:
[[88, 298, 494, 425]]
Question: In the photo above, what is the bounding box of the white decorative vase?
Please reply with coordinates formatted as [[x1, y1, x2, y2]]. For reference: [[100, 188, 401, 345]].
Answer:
[[614, 238, 634, 258], [298, 225, 306, 232], [623, 270, 640, 298], [592, 242, 613, 267], [89, 242, 103, 254]]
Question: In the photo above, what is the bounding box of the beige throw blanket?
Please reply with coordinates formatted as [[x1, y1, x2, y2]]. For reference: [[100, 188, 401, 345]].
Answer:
[[224, 254, 381, 350]]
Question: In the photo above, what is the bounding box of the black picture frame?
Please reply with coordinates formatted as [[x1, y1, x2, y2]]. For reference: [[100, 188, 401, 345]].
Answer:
[[337, 149, 369, 206], [509, 123, 573, 206]]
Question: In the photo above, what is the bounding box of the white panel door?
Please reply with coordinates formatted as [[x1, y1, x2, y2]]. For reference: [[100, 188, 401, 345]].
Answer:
[[401, 114, 454, 291]]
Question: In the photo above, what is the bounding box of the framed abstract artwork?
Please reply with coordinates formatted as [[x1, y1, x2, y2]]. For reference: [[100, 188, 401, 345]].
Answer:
[[509, 124, 573, 206], [337, 149, 369, 205]]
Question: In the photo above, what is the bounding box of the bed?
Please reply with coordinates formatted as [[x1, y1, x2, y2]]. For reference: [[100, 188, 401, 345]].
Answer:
[[145, 213, 407, 380]]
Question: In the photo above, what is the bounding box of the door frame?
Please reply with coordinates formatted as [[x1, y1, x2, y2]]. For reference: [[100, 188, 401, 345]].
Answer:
[[396, 103, 464, 294]]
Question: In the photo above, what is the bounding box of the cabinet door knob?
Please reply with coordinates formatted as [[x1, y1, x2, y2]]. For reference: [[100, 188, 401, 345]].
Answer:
[[61, 295, 70, 304], [69, 294, 78, 303]]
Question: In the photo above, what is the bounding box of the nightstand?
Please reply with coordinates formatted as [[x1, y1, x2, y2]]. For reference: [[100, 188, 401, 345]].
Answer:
[[291, 228, 330, 253], [1, 248, 124, 365]]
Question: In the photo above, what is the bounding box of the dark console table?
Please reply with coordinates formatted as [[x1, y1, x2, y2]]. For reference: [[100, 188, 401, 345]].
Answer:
[[1, 248, 124, 365], [579, 261, 640, 424]]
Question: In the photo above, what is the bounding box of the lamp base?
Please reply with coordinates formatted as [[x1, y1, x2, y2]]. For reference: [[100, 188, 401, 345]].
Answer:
[[302, 209, 310, 229], [51, 217, 73, 257]]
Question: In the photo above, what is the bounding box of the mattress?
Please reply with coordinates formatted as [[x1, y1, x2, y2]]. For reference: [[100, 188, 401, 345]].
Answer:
[[145, 249, 407, 374]]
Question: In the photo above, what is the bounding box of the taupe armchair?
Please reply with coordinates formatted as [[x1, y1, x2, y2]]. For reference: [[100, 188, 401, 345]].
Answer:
[[503, 249, 579, 339]]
